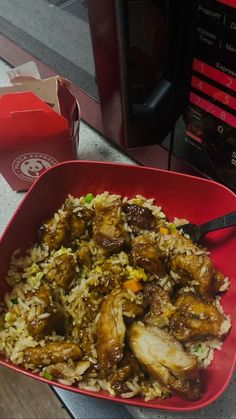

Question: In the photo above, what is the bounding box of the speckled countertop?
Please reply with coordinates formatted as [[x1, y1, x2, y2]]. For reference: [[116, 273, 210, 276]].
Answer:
[[1, 59, 236, 419]]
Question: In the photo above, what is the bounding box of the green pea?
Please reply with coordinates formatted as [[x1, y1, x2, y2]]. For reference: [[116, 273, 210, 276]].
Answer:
[[84, 193, 94, 203]]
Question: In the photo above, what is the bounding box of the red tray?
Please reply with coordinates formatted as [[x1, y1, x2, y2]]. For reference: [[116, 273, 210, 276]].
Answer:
[[1, 160, 236, 412]]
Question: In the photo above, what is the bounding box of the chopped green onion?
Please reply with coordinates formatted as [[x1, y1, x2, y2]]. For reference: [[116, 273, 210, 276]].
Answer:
[[193, 344, 203, 354], [43, 371, 53, 381], [80, 272, 87, 280], [84, 193, 94, 203], [11, 298, 18, 305]]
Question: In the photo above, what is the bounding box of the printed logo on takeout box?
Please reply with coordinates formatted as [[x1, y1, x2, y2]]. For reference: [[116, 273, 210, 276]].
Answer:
[[0, 62, 80, 192], [12, 152, 58, 182]]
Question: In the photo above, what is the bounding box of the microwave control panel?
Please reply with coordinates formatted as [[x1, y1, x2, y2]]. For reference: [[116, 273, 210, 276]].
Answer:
[[185, 0, 236, 190]]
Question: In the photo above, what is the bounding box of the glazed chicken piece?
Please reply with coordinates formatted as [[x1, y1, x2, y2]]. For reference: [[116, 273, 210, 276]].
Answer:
[[81, 207, 95, 222], [159, 231, 220, 297], [131, 234, 165, 276], [123, 204, 156, 235], [169, 292, 229, 342], [24, 285, 53, 306], [214, 269, 229, 293], [128, 322, 201, 400], [170, 250, 213, 297], [46, 253, 75, 290], [93, 200, 129, 253], [77, 241, 92, 268], [39, 216, 69, 251], [97, 290, 130, 376], [64, 202, 95, 241], [143, 283, 176, 328], [27, 311, 65, 341], [69, 212, 87, 241], [24, 342, 82, 367], [108, 351, 143, 395], [25, 286, 65, 340], [39, 204, 93, 250], [122, 300, 145, 319]]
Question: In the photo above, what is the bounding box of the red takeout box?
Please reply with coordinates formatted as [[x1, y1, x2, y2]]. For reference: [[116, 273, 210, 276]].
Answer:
[[0, 64, 80, 191]]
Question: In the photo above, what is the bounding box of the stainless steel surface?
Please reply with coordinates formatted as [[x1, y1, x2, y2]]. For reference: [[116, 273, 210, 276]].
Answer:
[[54, 388, 133, 419], [127, 375, 236, 419]]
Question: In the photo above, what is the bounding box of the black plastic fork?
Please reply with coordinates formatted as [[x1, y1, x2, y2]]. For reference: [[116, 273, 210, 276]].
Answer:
[[180, 211, 236, 242]]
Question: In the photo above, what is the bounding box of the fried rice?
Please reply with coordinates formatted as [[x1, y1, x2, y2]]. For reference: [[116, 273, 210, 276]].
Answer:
[[0, 192, 231, 401]]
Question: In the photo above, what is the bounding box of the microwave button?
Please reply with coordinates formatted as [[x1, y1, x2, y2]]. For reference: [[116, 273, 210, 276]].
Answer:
[[221, 39, 236, 58], [197, 1, 225, 25], [224, 9, 236, 32], [197, 26, 220, 48]]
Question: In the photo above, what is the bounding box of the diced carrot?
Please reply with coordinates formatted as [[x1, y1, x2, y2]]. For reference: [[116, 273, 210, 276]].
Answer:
[[160, 227, 169, 235], [123, 279, 143, 292]]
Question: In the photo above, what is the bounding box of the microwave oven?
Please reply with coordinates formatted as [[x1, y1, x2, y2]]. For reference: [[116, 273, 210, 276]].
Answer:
[[87, 0, 236, 190], [0, 0, 235, 190]]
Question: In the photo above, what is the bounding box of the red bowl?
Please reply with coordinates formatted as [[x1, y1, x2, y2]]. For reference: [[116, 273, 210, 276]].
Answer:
[[1, 160, 236, 412]]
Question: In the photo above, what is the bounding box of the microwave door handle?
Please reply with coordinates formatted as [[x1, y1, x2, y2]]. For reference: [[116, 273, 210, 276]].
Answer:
[[132, 78, 173, 117], [131, 0, 190, 118], [132, 0, 174, 118]]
